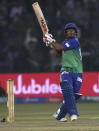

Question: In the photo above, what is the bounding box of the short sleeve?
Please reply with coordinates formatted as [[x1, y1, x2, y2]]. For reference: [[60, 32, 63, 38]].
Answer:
[[62, 38, 80, 50]]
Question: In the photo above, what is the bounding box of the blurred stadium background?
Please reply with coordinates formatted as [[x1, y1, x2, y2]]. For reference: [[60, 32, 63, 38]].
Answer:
[[0, 0, 99, 130], [0, 0, 99, 73]]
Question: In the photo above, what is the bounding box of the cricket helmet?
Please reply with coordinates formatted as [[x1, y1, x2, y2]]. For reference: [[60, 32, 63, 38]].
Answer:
[[64, 23, 77, 33]]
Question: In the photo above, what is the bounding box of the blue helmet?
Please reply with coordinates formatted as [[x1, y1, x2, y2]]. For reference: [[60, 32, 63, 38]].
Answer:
[[64, 23, 77, 32]]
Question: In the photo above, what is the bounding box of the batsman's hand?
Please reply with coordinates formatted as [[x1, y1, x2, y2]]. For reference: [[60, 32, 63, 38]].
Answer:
[[43, 33, 56, 47]]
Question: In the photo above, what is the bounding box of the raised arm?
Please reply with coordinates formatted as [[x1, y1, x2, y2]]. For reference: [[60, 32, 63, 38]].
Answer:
[[52, 42, 64, 57], [52, 42, 64, 51], [43, 34, 64, 57]]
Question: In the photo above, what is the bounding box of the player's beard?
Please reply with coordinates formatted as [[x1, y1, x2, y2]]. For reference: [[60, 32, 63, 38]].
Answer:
[[66, 32, 77, 39]]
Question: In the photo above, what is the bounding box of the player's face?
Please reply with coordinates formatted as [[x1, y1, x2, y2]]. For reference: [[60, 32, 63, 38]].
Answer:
[[65, 29, 76, 39]]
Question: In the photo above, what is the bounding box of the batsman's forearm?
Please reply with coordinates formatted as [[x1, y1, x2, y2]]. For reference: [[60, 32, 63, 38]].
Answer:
[[52, 42, 64, 51], [53, 48, 62, 57]]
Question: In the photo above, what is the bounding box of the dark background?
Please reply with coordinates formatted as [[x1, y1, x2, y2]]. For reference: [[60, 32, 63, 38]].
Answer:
[[0, 0, 99, 73]]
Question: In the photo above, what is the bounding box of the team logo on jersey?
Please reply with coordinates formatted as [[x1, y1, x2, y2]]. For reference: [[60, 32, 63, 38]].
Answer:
[[65, 43, 70, 47], [77, 77, 82, 82]]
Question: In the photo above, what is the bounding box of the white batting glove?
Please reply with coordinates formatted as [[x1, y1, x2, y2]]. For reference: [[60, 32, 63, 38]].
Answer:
[[43, 33, 56, 47]]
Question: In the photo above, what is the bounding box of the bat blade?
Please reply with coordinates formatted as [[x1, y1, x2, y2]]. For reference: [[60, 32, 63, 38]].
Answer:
[[32, 2, 49, 34]]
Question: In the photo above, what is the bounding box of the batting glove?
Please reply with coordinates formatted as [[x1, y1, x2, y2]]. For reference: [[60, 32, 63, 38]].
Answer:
[[43, 33, 56, 47]]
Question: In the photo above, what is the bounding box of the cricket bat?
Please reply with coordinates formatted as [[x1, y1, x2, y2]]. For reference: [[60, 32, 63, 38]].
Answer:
[[32, 2, 49, 34]]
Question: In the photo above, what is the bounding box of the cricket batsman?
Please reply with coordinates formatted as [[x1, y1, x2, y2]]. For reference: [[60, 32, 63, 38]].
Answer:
[[43, 23, 83, 122]]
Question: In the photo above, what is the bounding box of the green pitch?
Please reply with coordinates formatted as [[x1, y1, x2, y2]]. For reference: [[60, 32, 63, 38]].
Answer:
[[0, 102, 99, 131]]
